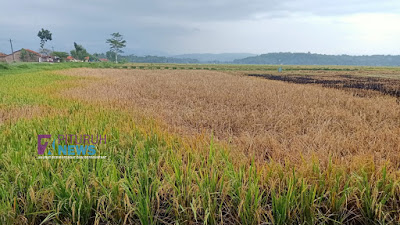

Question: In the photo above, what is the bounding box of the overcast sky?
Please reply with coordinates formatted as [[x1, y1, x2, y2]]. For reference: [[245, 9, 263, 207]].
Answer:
[[1, 0, 400, 55]]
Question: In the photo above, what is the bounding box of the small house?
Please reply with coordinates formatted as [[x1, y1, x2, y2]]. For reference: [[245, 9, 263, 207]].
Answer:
[[66, 56, 80, 62], [39, 55, 54, 63], [0, 49, 41, 63]]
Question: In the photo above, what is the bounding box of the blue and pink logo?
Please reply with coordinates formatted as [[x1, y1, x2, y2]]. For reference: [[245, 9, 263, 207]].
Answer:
[[38, 134, 106, 156]]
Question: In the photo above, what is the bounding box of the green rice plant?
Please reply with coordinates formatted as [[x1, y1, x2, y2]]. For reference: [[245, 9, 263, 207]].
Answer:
[[297, 179, 318, 224], [270, 171, 298, 225], [355, 166, 396, 224], [164, 147, 199, 223], [195, 139, 227, 225], [226, 159, 263, 225], [123, 133, 163, 225], [324, 172, 353, 224]]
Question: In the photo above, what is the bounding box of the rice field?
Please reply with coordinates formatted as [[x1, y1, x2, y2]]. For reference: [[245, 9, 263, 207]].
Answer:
[[1, 63, 400, 224]]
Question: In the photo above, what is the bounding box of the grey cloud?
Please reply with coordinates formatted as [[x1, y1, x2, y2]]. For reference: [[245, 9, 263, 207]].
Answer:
[[3, 0, 400, 25], [1, 0, 399, 55]]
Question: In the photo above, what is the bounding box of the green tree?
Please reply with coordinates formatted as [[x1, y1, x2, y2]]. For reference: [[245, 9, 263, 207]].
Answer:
[[37, 29, 52, 52], [106, 32, 126, 63], [90, 54, 100, 62], [40, 48, 52, 56], [106, 51, 116, 62], [52, 51, 69, 62], [70, 42, 90, 61]]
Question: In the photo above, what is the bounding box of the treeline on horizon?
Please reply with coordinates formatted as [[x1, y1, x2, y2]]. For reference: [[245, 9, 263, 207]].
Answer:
[[48, 48, 400, 66], [102, 52, 400, 66], [94, 52, 200, 64], [233, 52, 400, 66]]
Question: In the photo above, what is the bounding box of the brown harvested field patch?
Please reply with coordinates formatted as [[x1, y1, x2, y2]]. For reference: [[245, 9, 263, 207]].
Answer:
[[0, 105, 44, 125], [60, 68, 400, 167]]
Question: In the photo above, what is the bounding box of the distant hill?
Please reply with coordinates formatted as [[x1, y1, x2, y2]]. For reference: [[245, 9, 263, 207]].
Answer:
[[233, 53, 400, 66], [174, 53, 257, 63], [122, 55, 199, 64]]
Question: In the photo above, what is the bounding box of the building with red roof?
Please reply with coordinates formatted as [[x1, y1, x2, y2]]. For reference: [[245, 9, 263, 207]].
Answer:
[[0, 49, 42, 63], [66, 56, 81, 62]]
